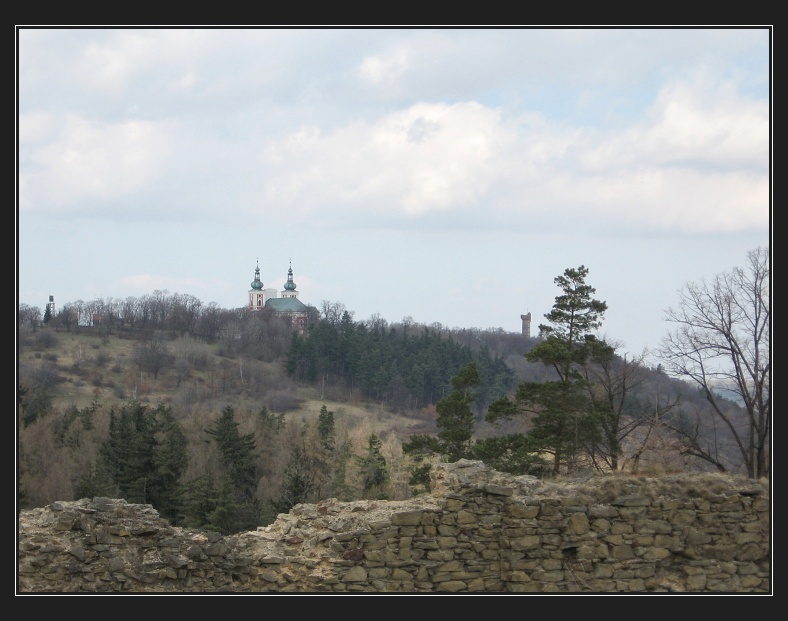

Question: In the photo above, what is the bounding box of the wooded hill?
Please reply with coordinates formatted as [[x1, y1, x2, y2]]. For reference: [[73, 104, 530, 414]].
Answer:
[[17, 293, 749, 534]]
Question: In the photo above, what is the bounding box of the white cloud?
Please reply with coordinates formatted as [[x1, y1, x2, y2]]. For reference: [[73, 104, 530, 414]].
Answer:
[[644, 76, 768, 170], [18, 31, 768, 238], [18, 112, 57, 145], [359, 46, 410, 88], [261, 101, 515, 218], [556, 168, 768, 233], [256, 79, 767, 235], [73, 30, 216, 96], [580, 70, 768, 172], [20, 114, 177, 212]]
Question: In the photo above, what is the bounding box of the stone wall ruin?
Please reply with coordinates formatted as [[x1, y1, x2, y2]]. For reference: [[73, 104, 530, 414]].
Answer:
[[17, 460, 771, 593]]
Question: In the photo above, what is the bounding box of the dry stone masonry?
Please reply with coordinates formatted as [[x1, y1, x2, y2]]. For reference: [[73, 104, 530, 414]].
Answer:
[[17, 460, 770, 593]]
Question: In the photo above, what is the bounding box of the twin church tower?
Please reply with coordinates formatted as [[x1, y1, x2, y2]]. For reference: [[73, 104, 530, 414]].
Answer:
[[248, 260, 310, 333], [248, 260, 532, 338]]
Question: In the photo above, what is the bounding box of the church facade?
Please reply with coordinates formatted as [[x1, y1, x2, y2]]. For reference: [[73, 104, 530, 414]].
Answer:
[[248, 261, 311, 334]]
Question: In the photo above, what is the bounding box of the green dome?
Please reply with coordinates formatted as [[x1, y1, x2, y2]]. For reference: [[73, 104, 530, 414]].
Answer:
[[284, 264, 296, 291], [251, 263, 263, 290]]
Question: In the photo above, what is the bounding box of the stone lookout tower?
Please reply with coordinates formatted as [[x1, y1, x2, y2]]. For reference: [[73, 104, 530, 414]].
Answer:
[[521, 312, 532, 338]]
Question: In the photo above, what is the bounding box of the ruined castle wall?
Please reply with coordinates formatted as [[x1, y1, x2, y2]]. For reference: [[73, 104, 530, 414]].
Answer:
[[17, 461, 770, 593]]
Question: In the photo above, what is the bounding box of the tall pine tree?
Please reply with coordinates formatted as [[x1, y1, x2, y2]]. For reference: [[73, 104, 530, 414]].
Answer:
[[201, 406, 261, 533], [357, 433, 390, 499], [486, 266, 608, 474], [403, 362, 481, 492], [99, 402, 188, 522]]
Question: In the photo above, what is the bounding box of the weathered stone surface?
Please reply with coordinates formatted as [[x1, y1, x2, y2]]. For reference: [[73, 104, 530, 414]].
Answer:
[[17, 461, 770, 593]]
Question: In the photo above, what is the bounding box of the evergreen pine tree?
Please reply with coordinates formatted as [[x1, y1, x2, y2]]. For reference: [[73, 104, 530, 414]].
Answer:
[[435, 362, 479, 462], [202, 406, 261, 533], [486, 266, 608, 475], [204, 479, 244, 535], [403, 362, 480, 463], [152, 409, 189, 522], [271, 445, 317, 514], [357, 433, 389, 499], [317, 404, 335, 451], [99, 402, 188, 520]]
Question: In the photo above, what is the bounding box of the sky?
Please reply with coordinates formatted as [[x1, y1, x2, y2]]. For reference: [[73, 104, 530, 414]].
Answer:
[[16, 27, 771, 364]]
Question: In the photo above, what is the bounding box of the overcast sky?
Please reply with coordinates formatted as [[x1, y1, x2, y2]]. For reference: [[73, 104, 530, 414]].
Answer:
[[17, 27, 771, 362]]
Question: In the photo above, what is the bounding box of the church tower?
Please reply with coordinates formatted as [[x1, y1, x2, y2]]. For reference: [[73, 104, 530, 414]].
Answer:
[[281, 261, 299, 299], [249, 260, 265, 310]]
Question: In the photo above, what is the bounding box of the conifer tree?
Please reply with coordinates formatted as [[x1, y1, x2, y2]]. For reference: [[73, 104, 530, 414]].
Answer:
[[486, 266, 608, 474], [203, 479, 245, 535], [182, 474, 218, 529], [154, 410, 189, 521], [201, 406, 261, 532], [329, 440, 356, 501], [317, 404, 335, 451], [358, 433, 390, 499], [99, 402, 188, 521], [436, 362, 479, 461], [73, 458, 116, 500], [270, 445, 317, 514], [402, 362, 481, 492], [403, 362, 480, 463]]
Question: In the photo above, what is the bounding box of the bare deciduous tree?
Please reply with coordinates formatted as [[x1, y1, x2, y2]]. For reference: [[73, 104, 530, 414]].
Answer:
[[659, 247, 770, 479], [320, 300, 347, 325], [582, 346, 681, 472], [132, 332, 174, 380], [18, 303, 42, 332]]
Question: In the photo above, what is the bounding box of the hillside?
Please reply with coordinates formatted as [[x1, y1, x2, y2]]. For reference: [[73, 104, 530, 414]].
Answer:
[[17, 322, 449, 515], [17, 324, 451, 437], [17, 309, 752, 530]]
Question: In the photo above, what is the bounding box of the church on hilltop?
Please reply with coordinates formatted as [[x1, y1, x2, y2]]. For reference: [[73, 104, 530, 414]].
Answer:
[[248, 260, 311, 334]]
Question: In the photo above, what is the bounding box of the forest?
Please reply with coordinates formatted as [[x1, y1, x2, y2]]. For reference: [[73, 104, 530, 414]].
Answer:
[[17, 251, 769, 535]]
